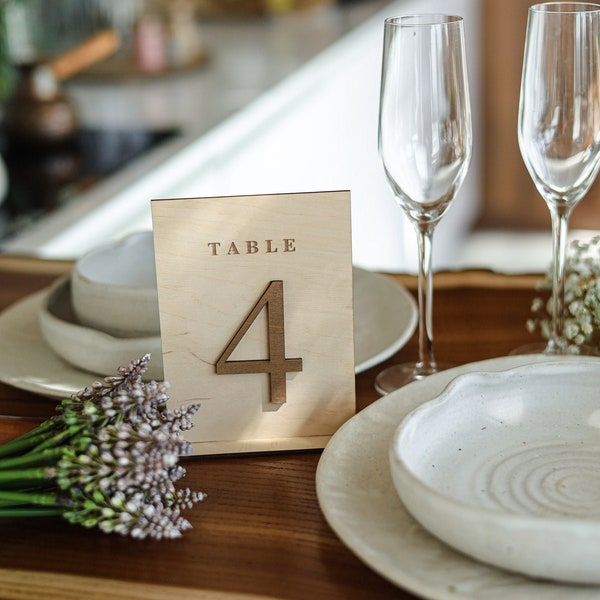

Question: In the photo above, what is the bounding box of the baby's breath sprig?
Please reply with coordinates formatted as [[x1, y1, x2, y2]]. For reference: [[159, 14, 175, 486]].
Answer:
[[528, 235, 600, 353], [0, 355, 205, 539]]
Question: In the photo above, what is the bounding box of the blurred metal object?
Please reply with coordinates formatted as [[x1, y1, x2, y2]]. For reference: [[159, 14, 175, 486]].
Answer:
[[2, 30, 120, 146]]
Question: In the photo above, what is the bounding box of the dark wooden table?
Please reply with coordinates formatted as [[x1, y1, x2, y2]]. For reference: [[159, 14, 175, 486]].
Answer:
[[0, 255, 542, 599]]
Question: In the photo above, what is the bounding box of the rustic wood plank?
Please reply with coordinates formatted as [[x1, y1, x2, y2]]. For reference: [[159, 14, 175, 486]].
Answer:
[[0, 568, 275, 600], [0, 257, 543, 599]]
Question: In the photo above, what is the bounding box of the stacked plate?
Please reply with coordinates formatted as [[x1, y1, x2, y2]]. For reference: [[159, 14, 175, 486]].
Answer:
[[0, 233, 419, 398], [317, 355, 600, 598], [38, 231, 164, 382]]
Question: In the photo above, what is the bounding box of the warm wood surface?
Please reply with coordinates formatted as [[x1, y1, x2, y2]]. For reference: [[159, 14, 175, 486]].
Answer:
[[152, 192, 355, 453], [0, 256, 544, 599]]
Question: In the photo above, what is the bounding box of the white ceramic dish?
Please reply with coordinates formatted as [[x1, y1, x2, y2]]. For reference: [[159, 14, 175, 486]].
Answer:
[[390, 361, 600, 584], [0, 267, 416, 399], [39, 277, 163, 382], [71, 231, 160, 337], [316, 355, 600, 599], [73, 230, 416, 371], [352, 266, 417, 372], [0, 289, 105, 399]]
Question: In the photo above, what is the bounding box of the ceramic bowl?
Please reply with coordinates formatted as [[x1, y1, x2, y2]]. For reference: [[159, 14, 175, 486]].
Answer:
[[389, 359, 600, 584], [71, 231, 160, 338], [39, 277, 163, 381]]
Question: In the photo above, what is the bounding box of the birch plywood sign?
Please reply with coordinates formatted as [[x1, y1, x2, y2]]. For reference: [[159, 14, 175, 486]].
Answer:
[[151, 191, 355, 455]]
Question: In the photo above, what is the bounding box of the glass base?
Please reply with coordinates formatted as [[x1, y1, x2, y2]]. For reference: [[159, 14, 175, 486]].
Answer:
[[374, 361, 454, 395]]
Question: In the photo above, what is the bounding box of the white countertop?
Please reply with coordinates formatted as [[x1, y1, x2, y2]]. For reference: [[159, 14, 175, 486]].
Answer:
[[1, 0, 399, 260], [2, 0, 571, 275]]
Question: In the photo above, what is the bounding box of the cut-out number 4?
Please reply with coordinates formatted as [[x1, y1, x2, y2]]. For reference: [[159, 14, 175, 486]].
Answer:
[[215, 280, 303, 404]]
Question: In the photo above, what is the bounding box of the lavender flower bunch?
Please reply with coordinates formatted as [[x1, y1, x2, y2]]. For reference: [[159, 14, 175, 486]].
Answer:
[[528, 235, 600, 353], [0, 355, 205, 539]]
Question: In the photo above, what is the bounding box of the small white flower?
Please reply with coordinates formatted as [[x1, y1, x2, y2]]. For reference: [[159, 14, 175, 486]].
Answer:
[[162, 453, 178, 468], [528, 237, 600, 353]]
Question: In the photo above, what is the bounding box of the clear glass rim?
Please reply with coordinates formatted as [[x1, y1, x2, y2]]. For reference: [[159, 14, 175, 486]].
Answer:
[[530, 2, 600, 13], [384, 14, 463, 27]]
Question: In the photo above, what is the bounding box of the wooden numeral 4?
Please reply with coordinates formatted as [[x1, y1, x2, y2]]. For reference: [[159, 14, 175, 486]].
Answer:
[[216, 280, 303, 404]]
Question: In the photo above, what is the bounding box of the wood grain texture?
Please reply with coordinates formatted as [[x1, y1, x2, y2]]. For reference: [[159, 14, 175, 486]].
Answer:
[[151, 192, 355, 454], [0, 568, 273, 600], [0, 255, 544, 599]]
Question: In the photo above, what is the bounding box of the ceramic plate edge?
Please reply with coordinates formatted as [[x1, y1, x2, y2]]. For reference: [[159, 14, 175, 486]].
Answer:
[[353, 268, 417, 374], [0, 268, 417, 398], [316, 355, 600, 599]]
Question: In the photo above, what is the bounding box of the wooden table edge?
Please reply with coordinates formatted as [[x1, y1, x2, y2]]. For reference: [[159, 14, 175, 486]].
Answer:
[[0, 567, 279, 600], [0, 255, 543, 290], [386, 269, 543, 291]]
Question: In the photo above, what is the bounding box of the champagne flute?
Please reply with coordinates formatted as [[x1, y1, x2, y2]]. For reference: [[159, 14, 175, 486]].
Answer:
[[518, 2, 600, 355], [375, 15, 472, 394]]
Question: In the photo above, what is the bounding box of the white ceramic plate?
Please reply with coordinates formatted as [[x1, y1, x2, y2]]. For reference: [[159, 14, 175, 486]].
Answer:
[[316, 355, 600, 599], [39, 278, 163, 382], [390, 361, 600, 585], [352, 267, 417, 373], [0, 267, 416, 399], [0, 289, 92, 399]]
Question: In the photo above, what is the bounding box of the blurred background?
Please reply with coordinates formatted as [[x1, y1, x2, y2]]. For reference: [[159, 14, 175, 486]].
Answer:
[[0, 0, 598, 272]]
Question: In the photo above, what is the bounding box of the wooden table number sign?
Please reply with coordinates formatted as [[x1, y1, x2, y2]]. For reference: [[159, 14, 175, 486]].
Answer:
[[151, 191, 355, 455]]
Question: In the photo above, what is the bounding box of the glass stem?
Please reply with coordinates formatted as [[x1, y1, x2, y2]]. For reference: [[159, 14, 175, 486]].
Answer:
[[415, 222, 437, 375], [548, 203, 572, 353]]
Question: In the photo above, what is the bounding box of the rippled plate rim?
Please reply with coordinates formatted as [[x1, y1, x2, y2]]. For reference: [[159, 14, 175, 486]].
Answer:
[[316, 355, 600, 599], [390, 360, 600, 583], [390, 356, 600, 527]]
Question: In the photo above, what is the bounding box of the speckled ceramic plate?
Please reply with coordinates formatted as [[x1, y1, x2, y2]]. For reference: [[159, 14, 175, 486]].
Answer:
[[391, 360, 600, 585], [352, 267, 417, 373], [0, 267, 416, 399], [39, 278, 163, 382], [316, 355, 600, 599], [0, 289, 91, 399]]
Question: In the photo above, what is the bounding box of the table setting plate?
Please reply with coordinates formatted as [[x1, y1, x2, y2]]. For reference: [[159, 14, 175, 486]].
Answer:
[[316, 354, 600, 599], [391, 360, 600, 585], [352, 266, 417, 373], [0, 267, 417, 399]]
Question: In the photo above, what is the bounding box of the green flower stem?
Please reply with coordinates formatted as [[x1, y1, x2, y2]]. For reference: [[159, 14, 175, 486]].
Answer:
[[0, 489, 61, 507], [0, 424, 57, 459], [0, 447, 63, 470], [0, 489, 54, 506], [0, 467, 50, 487], [11, 418, 56, 441], [27, 425, 84, 454], [0, 507, 64, 517]]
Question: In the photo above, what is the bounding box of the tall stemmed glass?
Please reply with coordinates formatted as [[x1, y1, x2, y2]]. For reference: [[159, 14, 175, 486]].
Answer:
[[375, 15, 472, 394], [518, 2, 600, 355]]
